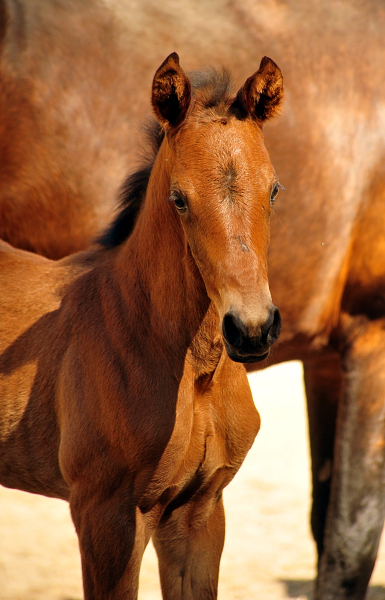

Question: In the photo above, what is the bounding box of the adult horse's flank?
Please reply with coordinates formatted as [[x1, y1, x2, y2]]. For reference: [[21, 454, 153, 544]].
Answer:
[[0, 54, 283, 599], [0, 0, 133, 258]]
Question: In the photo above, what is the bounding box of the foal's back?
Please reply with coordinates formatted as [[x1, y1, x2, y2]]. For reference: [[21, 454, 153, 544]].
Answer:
[[0, 240, 70, 336]]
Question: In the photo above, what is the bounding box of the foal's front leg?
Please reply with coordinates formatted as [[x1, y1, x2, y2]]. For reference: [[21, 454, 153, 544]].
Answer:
[[70, 487, 152, 600], [152, 494, 226, 600]]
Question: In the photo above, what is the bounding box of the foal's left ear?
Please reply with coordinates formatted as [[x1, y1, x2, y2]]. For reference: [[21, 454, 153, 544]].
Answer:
[[235, 56, 284, 124], [152, 52, 191, 128]]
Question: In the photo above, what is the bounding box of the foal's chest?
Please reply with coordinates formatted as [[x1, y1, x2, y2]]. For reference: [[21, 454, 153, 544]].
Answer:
[[139, 352, 260, 514]]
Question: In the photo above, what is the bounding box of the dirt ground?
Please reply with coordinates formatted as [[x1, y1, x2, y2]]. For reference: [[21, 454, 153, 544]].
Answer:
[[1, 361, 385, 600]]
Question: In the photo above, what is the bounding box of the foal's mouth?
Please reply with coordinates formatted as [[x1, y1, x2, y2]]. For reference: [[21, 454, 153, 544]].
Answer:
[[223, 340, 270, 364]]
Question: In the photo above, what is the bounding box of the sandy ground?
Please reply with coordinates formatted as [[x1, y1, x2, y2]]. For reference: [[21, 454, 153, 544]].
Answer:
[[1, 361, 385, 600]]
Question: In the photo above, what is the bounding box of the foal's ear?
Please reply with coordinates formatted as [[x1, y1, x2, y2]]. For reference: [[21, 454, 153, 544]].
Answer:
[[152, 53, 191, 128], [235, 56, 284, 123]]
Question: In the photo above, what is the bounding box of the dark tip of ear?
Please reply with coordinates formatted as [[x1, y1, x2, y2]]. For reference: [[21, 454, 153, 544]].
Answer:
[[158, 52, 180, 71], [151, 52, 191, 128], [232, 56, 284, 124]]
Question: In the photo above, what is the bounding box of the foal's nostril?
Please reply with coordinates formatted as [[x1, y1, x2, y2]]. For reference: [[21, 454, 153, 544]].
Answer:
[[265, 306, 281, 344], [223, 306, 281, 355], [223, 313, 243, 349]]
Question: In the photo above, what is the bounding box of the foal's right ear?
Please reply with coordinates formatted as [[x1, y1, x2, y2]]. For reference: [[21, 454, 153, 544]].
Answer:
[[152, 53, 191, 128]]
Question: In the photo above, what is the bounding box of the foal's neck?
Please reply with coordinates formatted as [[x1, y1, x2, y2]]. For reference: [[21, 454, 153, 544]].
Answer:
[[114, 140, 212, 364]]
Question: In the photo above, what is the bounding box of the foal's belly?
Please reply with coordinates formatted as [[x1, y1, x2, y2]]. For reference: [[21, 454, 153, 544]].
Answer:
[[0, 423, 69, 500], [0, 368, 69, 500]]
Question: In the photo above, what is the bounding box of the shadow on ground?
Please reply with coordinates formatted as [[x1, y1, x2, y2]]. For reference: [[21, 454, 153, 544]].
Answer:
[[282, 580, 385, 600]]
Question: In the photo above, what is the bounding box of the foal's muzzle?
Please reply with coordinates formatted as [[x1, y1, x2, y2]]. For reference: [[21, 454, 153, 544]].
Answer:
[[222, 305, 281, 363]]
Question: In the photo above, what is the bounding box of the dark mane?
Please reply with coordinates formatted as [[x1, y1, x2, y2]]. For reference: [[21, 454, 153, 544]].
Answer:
[[98, 118, 164, 248], [99, 67, 235, 249]]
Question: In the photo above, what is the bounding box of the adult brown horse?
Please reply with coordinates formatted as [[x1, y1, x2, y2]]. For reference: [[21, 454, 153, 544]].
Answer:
[[107, 5, 385, 599], [1, 1, 385, 599], [0, 53, 284, 599]]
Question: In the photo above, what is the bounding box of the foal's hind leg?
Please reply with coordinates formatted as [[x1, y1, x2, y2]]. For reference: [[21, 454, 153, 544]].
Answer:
[[315, 318, 385, 600], [303, 351, 342, 559], [152, 494, 225, 600]]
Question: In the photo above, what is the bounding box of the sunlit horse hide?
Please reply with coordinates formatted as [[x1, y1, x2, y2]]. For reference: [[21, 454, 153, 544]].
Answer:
[[0, 53, 284, 599], [1, 1, 385, 598]]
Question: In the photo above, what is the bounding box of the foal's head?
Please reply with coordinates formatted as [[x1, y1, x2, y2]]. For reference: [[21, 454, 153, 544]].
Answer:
[[151, 53, 284, 363]]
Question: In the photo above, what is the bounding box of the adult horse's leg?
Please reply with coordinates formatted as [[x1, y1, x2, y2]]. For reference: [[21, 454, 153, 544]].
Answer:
[[303, 351, 342, 559], [315, 317, 385, 600], [152, 495, 226, 600]]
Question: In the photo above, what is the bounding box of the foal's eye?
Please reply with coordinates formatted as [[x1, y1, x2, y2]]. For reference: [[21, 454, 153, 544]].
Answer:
[[170, 194, 188, 213], [270, 182, 281, 206]]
